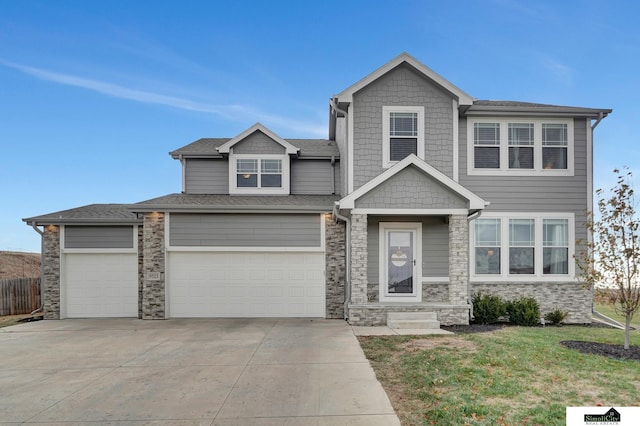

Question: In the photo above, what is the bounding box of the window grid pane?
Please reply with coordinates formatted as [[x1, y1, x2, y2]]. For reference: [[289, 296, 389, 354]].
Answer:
[[509, 219, 534, 275], [542, 124, 568, 146], [390, 112, 417, 136], [261, 159, 282, 173], [237, 159, 257, 173], [475, 219, 501, 246], [474, 123, 500, 145], [508, 123, 534, 146]]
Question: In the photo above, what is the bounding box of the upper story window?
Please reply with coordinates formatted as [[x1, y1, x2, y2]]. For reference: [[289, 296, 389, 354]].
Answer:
[[230, 154, 289, 195], [382, 106, 424, 168], [468, 118, 573, 176]]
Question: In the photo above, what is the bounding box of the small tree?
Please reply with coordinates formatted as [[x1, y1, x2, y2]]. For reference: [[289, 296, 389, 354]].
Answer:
[[576, 167, 640, 349]]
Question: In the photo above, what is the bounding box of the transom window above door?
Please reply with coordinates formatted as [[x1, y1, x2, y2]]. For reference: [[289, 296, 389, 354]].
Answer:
[[382, 106, 425, 168], [230, 154, 289, 194]]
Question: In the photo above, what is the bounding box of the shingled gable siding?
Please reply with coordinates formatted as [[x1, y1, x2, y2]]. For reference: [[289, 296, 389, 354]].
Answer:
[[43, 225, 61, 319], [185, 159, 228, 194], [142, 212, 165, 319], [232, 131, 286, 154], [354, 167, 467, 209], [352, 63, 455, 190], [325, 215, 346, 318]]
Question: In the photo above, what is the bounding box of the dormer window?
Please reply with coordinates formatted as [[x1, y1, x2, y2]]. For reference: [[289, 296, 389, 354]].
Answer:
[[382, 106, 424, 168], [230, 154, 289, 195]]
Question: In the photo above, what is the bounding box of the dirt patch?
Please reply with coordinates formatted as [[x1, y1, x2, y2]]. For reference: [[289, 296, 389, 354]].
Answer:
[[441, 323, 509, 334], [401, 336, 478, 352], [561, 340, 640, 361]]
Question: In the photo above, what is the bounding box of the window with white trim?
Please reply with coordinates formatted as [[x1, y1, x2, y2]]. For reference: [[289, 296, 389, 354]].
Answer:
[[230, 154, 289, 194], [472, 214, 574, 280], [468, 119, 573, 175], [382, 106, 424, 167]]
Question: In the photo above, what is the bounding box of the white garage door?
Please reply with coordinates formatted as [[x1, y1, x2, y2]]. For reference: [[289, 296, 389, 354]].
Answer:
[[64, 253, 138, 318], [168, 251, 325, 317]]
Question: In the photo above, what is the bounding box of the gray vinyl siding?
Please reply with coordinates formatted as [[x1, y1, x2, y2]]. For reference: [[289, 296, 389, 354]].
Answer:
[[64, 226, 134, 249], [232, 131, 286, 154], [291, 159, 339, 195], [184, 159, 228, 194], [367, 216, 449, 284], [170, 213, 321, 247], [459, 117, 589, 243], [355, 167, 467, 209], [352, 63, 455, 190]]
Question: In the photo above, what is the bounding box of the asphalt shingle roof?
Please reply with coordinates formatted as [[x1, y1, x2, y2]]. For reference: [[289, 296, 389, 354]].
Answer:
[[170, 138, 340, 158], [23, 204, 140, 225], [467, 100, 611, 117]]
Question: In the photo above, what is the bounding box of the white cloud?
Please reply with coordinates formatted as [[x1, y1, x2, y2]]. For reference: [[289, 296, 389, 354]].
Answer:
[[1, 60, 326, 137]]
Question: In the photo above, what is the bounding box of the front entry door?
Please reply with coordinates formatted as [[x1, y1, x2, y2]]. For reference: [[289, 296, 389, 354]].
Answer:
[[380, 223, 421, 302]]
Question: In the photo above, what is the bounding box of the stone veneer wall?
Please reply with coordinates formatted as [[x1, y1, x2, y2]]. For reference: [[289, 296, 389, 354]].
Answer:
[[448, 215, 468, 305], [471, 282, 593, 324], [42, 225, 61, 319], [350, 213, 368, 304], [142, 213, 166, 319], [423, 282, 449, 302], [137, 225, 144, 319], [325, 215, 346, 318], [348, 304, 469, 326]]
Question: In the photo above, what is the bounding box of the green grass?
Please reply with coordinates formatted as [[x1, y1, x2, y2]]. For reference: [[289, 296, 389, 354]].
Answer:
[[594, 302, 640, 330], [359, 326, 640, 426]]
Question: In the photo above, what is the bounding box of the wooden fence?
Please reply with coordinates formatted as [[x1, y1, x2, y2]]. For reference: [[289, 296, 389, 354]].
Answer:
[[0, 277, 41, 316]]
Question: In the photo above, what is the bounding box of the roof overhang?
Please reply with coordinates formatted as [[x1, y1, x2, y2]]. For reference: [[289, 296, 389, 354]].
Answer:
[[338, 155, 488, 211], [334, 52, 474, 106], [463, 104, 612, 119]]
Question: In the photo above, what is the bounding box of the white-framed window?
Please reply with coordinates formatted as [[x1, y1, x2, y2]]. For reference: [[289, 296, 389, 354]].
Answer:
[[471, 213, 574, 281], [382, 106, 425, 168], [229, 154, 289, 195], [467, 118, 573, 176]]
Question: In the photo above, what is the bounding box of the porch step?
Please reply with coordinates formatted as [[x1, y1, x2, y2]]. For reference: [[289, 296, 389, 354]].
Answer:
[[387, 312, 440, 330]]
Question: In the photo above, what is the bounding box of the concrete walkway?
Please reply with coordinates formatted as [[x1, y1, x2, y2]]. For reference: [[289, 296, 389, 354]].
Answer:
[[0, 318, 399, 425]]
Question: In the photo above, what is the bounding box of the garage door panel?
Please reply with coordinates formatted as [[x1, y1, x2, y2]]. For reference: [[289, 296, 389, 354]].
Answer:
[[168, 252, 325, 318], [65, 253, 138, 318]]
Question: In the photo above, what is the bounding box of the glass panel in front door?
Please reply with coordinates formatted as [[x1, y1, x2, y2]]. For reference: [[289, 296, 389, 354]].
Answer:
[[388, 230, 414, 294]]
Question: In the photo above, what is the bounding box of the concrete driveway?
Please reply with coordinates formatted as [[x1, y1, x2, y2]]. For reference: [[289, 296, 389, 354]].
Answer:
[[0, 318, 399, 425]]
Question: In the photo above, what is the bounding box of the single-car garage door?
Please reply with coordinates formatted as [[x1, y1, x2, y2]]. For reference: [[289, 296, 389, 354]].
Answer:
[[64, 253, 138, 318], [168, 251, 325, 317]]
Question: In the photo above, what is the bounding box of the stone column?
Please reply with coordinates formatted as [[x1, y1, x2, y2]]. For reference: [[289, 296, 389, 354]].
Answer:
[[325, 215, 346, 318], [42, 225, 61, 319], [137, 225, 144, 319], [448, 214, 469, 305], [142, 212, 166, 319], [350, 213, 368, 304]]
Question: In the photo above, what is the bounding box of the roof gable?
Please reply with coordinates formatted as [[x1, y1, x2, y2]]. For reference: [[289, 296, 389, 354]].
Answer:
[[334, 52, 474, 106], [339, 155, 487, 210], [217, 123, 299, 155]]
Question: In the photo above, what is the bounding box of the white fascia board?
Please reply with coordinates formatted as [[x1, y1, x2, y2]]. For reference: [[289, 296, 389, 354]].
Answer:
[[216, 122, 300, 155], [339, 154, 487, 210], [334, 53, 474, 106]]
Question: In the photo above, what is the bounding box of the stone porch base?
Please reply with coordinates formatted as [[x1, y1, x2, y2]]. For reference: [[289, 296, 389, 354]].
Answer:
[[347, 303, 470, 326]]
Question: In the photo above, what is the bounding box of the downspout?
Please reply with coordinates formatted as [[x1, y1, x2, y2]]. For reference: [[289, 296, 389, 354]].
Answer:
[[333, 202, 351, 320], [29, 222, 44, 315]]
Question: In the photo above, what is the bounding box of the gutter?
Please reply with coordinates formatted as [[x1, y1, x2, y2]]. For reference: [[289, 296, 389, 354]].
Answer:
[[591, 111, 606, 130], [332, 202, 351, 320], [28, 222, 45, 315]]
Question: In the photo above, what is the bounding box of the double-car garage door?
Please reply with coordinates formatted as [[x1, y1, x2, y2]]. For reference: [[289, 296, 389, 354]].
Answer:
[[61, 214, 325, 318]]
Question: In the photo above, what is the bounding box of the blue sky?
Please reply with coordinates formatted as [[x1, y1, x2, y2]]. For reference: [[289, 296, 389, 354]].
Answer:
[[1, 0, 638, 252]]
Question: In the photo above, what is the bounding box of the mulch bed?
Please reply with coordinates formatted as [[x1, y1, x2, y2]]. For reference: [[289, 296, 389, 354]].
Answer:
[[560, 340, 640, 361], [441, 323, 510, 334]]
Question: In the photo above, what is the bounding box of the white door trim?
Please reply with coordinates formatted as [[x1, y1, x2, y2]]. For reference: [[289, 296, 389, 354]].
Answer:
[[379, 222, 422, 302]]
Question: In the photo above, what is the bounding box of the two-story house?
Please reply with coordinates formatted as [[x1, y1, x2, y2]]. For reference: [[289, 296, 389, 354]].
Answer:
[[24, 53, 610, 326]]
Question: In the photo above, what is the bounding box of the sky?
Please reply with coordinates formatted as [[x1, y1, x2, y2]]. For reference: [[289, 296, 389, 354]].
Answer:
[[1, 0, 639, 253]]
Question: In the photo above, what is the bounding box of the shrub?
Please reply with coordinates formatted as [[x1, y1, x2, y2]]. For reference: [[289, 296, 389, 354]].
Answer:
[[506, 297, 541, 326], [544, 307, 568, 325], [472, 292, 506, 324]]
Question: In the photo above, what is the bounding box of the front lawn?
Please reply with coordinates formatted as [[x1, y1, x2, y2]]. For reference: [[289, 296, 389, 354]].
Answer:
[[359, 326, 640, 425], [594, 302, 640, 330]]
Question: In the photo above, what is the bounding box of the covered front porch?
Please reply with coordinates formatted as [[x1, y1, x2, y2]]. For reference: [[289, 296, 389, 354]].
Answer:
[[336, 155, 488, 326]]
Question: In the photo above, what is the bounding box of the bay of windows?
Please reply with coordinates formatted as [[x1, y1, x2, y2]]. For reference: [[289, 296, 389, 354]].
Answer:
[[473, 215, 571, 278], [470, 119, 572, 175]]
